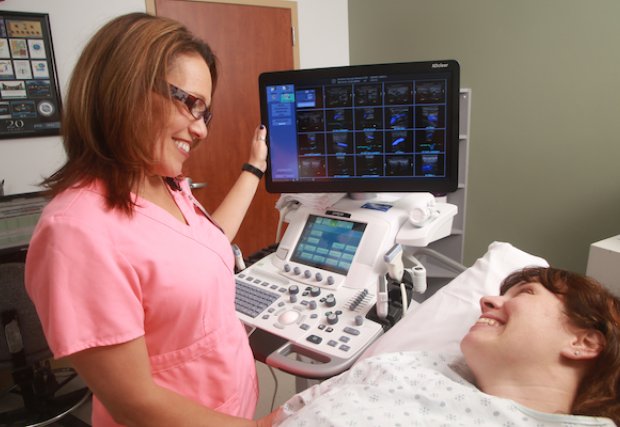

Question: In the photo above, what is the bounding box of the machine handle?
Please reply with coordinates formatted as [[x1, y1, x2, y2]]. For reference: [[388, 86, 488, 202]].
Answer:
[[265, 341, 356, 380]]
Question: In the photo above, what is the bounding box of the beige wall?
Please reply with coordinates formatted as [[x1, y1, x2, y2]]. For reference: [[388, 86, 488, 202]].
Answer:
[[348, 0, 620, 272]]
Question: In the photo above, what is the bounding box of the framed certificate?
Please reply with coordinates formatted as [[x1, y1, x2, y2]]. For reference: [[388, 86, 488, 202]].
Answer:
[[0, 11, 62, 139]]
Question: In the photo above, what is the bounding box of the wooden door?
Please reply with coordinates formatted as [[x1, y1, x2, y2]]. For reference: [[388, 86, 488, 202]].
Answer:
[[152, 0, 296, 256]]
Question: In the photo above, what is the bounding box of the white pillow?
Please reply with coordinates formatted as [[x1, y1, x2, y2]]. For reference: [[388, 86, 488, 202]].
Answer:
[[359, 241, 549, 360]]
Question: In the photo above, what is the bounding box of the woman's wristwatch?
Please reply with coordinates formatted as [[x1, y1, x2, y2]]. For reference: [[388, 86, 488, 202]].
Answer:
[[241, 163, 264, 179]]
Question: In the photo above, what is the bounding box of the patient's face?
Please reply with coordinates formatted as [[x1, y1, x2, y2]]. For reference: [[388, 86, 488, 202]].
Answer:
[[460, 281, 578, 370]]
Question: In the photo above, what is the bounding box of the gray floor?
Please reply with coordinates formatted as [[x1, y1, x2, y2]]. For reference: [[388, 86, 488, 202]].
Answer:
[[50, 395, 92, 426], [52, 398, 92, 427]]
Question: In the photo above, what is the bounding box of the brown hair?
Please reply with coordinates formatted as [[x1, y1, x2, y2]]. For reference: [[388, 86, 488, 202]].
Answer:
[[501, 267, 620, 423], [42, 13, 217, 214]]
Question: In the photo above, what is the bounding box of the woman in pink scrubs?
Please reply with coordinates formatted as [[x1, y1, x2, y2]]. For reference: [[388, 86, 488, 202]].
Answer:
[[25, 13, 276, 427]]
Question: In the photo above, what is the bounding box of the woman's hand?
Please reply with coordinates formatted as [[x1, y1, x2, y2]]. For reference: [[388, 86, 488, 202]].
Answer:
[[255, 407, 283, 427], [248, 124, 268, 173]]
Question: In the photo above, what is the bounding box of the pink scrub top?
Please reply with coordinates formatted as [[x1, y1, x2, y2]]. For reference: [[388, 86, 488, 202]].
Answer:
[[25, 180, 257, 426]]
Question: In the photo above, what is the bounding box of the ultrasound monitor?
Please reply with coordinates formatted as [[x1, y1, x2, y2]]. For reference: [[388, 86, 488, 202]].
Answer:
[[259, 60, 460, 195], [0, 192, 47, 261]]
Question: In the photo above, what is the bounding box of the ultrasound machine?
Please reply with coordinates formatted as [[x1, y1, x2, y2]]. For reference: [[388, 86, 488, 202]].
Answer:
[[234, 60, 461, 379]]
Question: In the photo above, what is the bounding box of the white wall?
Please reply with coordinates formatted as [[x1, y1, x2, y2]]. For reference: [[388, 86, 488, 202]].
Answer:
[[0, 0, 349, 195], [294, 0, 349, 69], [0, 0, 146, 195]]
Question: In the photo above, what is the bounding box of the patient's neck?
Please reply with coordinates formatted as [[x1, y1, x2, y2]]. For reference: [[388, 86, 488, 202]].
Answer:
[[475, 368, 578, 414]]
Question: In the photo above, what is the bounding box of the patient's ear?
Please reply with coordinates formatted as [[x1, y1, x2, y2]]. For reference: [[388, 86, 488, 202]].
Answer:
[[562, 329, 605, 360]]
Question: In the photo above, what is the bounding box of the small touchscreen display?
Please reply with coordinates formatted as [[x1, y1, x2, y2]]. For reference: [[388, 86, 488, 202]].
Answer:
[[290, 214, 367, 275]]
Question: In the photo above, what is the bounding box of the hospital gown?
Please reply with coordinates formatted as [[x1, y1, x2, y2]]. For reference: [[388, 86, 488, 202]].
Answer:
[[275, 351, 615, 427]]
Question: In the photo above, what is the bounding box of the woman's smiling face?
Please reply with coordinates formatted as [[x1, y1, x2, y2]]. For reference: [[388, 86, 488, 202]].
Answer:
[[460, 281, 579, 367], [152, 52, 212, 178]]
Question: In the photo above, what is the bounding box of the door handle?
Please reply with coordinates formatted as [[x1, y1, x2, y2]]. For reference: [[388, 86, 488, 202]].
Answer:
[[187, 178, 207, 189]]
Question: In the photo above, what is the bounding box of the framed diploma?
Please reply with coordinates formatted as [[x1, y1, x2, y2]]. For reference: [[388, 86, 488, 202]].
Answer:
[[0, 11, 62, 139]]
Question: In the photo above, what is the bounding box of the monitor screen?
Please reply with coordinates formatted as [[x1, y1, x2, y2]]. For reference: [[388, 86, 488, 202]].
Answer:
[[0, 192, 47, 254], [259, 60, 460, 194], [290, 214, 367, 275]]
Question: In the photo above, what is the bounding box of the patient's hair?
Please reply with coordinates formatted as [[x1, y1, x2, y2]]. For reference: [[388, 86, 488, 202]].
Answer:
[[501, 267, 620, 424], [42, 13, 217, 214]]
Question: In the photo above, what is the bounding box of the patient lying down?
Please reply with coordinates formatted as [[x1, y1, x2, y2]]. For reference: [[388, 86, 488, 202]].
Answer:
[[273, 267, 620, 426]]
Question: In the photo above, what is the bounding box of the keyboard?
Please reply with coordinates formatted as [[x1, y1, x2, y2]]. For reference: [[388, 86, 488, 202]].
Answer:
[[235, 279, 280, 318]]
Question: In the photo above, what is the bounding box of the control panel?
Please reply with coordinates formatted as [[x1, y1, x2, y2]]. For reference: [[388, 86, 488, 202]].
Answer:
[[236, 253, 383, 378], [235, 194, 457, 378]]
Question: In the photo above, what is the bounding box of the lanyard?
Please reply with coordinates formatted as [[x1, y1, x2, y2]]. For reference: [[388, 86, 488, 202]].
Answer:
[[165, 176, 225, 234]]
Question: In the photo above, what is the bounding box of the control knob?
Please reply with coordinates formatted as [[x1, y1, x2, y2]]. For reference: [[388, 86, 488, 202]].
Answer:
[[355, 315, 364, 326], [325, 295, 336, 307], [326, 313, 338, 325]]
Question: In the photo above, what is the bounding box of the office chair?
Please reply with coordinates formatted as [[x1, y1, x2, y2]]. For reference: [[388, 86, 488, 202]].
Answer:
[[0, 262, 91, 427]]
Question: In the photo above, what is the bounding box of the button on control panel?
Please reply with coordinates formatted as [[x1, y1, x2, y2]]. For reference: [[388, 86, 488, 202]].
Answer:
[[281, 262, 343, 289]]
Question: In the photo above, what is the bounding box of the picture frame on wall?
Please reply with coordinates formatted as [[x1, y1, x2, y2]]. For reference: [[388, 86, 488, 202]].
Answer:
[[0, 11, 61, 139]]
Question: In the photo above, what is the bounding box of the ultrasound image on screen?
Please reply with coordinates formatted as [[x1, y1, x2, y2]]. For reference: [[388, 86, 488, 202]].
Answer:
[[327, 131, 353, 155], [326, 109, 353, 131], [386, 155, 414, 176], [415, 105, 445, 129], [355, 107, 383, 130], [356, 130, 383, 154], [387, 130, 413, 154], [356, 155, 383, 176], [415, 129, 445, 152], [386, 107, 413, 129], [386, 82, 413, 105], [298, 133, 325, 156], [297, 111, 324, 132], [415, 81, 446, 103], [327, 155, 354, 177], [300, 157, 326, 177], [296, 87, 323, 109], [291, 215, 367, 275], [415, 154, 445, 176], [354, 84, 381, 106], [325, 86, 353, 107]]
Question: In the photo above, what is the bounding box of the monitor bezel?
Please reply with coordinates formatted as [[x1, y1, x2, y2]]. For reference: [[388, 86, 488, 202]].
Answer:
[[258, 60, 460, 195]]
